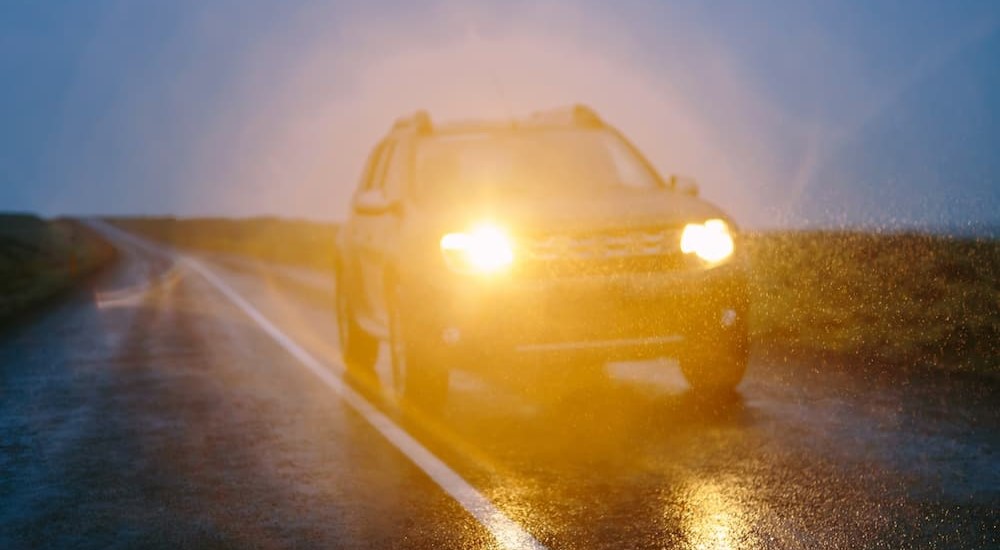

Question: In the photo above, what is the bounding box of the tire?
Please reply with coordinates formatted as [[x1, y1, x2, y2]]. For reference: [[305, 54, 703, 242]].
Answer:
[[680, 329, 749, 393], [387, 285, 449, 409], [335, 278, 378, 372]]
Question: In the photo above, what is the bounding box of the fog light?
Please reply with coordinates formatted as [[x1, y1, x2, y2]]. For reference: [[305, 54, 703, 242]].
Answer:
[[721, 309, 738, 327], [442, 327, 462, 345]]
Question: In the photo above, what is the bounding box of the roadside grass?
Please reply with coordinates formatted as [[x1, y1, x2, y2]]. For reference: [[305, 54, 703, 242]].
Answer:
[[0, 214, 116, 324], [110, 217, 338, 272], [110, 217, 998, 377], [747, 232, 999, 376]]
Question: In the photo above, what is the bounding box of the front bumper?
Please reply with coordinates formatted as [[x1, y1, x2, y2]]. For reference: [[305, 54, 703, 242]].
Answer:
[[401, 262, 749, 365]]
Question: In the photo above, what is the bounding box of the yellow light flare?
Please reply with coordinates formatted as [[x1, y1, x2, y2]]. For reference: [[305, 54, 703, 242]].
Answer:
[[681, 219, 734, 263], [440, 223, 515, 273]]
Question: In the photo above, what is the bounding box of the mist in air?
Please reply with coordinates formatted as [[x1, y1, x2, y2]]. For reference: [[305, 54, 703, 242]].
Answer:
[[2, 0, 998, 230]]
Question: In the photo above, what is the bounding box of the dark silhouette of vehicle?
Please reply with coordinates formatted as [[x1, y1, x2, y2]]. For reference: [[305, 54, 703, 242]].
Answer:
[[335, 105, 749, 406]]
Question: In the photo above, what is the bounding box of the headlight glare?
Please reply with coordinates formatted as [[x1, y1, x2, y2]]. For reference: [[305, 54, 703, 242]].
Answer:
[[440, 224, 514, 273], [681, 219, 734, 263]]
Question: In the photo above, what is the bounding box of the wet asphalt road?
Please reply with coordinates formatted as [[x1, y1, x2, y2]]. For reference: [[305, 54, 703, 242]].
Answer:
[[1, 224, 997, 549]]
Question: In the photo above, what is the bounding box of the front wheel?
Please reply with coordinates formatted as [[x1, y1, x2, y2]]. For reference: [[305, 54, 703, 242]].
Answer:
[[679, 316, 750, 393], [335, 278, 377, 372], [388, 286, 449, 410], [680, 333, 749, 393]]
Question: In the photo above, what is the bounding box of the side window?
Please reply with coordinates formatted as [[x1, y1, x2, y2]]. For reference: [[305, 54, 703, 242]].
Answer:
[[360, 140, 391, 192], [381, 138, 411, 200], [367, 140, 397, 192]]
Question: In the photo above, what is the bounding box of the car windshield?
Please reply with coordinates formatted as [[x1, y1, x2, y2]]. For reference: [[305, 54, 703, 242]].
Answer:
[[414, 129, 661, 198]]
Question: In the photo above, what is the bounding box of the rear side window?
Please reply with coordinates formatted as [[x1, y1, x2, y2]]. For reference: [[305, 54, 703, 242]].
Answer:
[[359, 141, 390, 192], [380, 138, 411, 200]]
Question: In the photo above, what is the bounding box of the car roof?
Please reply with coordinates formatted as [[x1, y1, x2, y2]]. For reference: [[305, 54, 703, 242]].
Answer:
[[388, 104, 607, 138]]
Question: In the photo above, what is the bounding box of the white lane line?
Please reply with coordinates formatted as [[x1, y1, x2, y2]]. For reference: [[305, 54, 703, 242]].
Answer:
[[85, 220, 546, 550], [192, 261, 546, 549]]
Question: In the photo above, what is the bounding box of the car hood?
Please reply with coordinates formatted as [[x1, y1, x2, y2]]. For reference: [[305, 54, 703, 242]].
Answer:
[[420, 189, 734, 235]]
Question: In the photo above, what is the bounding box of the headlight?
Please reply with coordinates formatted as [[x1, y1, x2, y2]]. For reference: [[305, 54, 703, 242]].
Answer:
[[680, 219, 734, 263], [440, 223, 514, 273]]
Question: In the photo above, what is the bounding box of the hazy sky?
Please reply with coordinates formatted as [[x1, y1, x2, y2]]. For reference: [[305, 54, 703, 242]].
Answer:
[[2, 0, 998, 228]]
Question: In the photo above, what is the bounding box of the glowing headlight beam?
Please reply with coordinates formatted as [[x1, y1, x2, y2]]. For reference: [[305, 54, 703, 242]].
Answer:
[[440, 224, 514, 273], [681, 219, 734, 263]]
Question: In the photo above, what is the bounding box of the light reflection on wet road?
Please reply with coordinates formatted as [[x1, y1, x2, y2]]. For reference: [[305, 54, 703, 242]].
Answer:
[[0, 228, 997, 548]]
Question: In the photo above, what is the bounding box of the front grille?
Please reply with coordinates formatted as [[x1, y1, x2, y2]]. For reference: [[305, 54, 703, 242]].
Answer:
[[517, 226, 688, 276]]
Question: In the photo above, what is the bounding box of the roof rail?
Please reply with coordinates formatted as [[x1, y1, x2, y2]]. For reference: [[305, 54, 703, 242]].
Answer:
[[392, 110, 432, 134], [527, 104, 604, 128]]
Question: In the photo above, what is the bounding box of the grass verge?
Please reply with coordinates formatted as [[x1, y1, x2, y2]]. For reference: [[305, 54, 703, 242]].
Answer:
[[0, 214, 117, 325], [110, 217, 337, 272], [748, 231, 998, 377]]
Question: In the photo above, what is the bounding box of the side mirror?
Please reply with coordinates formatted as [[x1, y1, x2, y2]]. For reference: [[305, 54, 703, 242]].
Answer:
[[668, 175, 699, 197]]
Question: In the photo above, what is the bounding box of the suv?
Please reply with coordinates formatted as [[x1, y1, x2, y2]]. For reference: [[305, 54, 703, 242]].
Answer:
[[335, 105, 749, 405]]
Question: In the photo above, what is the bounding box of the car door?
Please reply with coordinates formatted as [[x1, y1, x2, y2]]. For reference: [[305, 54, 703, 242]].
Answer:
[[345, 139, 391, 327], [365, 135, 412, 327]]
